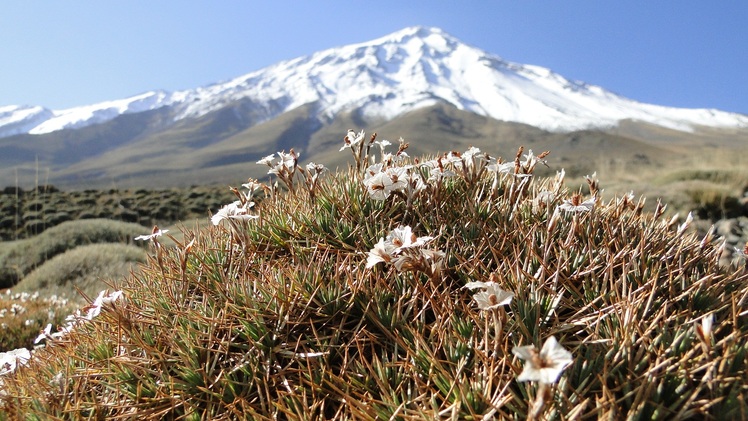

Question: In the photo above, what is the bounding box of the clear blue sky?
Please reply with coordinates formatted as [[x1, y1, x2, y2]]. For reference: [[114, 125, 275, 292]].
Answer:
[[2, 1, 746, 114]]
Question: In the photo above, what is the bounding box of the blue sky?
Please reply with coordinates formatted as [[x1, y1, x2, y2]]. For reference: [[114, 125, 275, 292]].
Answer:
[[2, 2, 746, 114]]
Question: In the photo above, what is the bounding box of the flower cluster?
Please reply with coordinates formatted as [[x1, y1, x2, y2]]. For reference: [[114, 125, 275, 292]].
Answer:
[[212, 181, 263, 226], [33, 290, 124, 346], [366, 226, 444, 275], [443, 146, 491, 185], [257, 148, 328, 203], [362, 162, 425, 203], [342, 128, 554, 210], [211, 201, 258, 226], [257, 149, 301, 194], [357, 135, 418, 201], [302, 162, 327, 202], [0, 289, 125, 382]]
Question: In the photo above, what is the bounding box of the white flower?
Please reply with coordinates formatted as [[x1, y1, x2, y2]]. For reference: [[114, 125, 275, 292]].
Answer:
[[363, 163, 385, 181], [463, 281, 514, 311], [256, 154, 276, 165], [367, 226, 437, 270], [211, 201, 258, 225], [448, 147, 488, 172], [699, 314, 714, 339], [364, 171, 395, 200], [533, 190, 556, 213], [366, 238, 397, 268], [558, 194, 595, 213], [241, 179, 263, 193], [305, 162, 327, 184], [443, 151, 464, 166], [512, 336, 573, 384], [339, 129, 365, 151], [426, 165, 456, 183], [374, 139, 391, 150], [384, 166, 409, 192], [0, 348, 31, 376], [34, 323, 53, 344], [134, 226, 168, 241], [277, 150, 299, 170], [84, 290, 124, 321], [385, 226, 433, 252], [486, 160, 515, 175], [522, 149, 548, 169], [305, 162, 326, 173], [463, 281, 494, 290]]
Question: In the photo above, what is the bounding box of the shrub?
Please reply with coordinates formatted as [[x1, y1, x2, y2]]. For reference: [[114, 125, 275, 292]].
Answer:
[[21, 212, 42, 222], [45, 212, 72, 226], [77, 211, 97, 220], [13, 243, 146, 298], [115, 209, 140, 223], [0, 218, 15, 230], [23, 219, 45, 236], [0, 219, 147, 288], [24, 200, 45, 212]]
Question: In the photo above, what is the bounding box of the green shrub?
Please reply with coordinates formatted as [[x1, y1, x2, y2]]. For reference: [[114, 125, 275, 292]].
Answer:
[[655, 168, 748, 185], [0, 219, 147, 288], [77, 211, 97, 219], [115, 209, 140, 223], [24, 200, 45, 212], [21, 212, 42, 222], [45, 212, 72, 226], [13, 243, 146, 298], [0, 217, 15, 230], [684, 182, 743, 219], [23, 219, 45, 236]]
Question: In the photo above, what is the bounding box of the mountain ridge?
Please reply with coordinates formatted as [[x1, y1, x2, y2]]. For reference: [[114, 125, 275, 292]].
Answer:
[[2, 26, 747, 139], [2, 26, 747, 189]]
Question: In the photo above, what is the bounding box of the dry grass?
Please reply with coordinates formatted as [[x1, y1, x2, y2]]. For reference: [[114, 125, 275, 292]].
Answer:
[[1, 132, 747, 419]]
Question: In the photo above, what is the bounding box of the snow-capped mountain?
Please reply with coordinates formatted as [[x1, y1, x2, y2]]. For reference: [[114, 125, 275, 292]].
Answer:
[[2, 26, 746, 140]]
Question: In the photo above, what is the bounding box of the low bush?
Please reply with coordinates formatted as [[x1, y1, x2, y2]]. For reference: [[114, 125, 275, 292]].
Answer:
[[13, 243, 146, 298], [0, 219, 147, 289]]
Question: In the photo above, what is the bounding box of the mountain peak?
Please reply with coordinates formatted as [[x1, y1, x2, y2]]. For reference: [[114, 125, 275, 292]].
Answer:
[[374, 25, 451, 42]]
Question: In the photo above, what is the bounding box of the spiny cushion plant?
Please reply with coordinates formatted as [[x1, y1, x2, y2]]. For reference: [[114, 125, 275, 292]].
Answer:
[[0, 219, 147, 289], [1, 130, 747, 419], [13, 243, 147, 299]]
